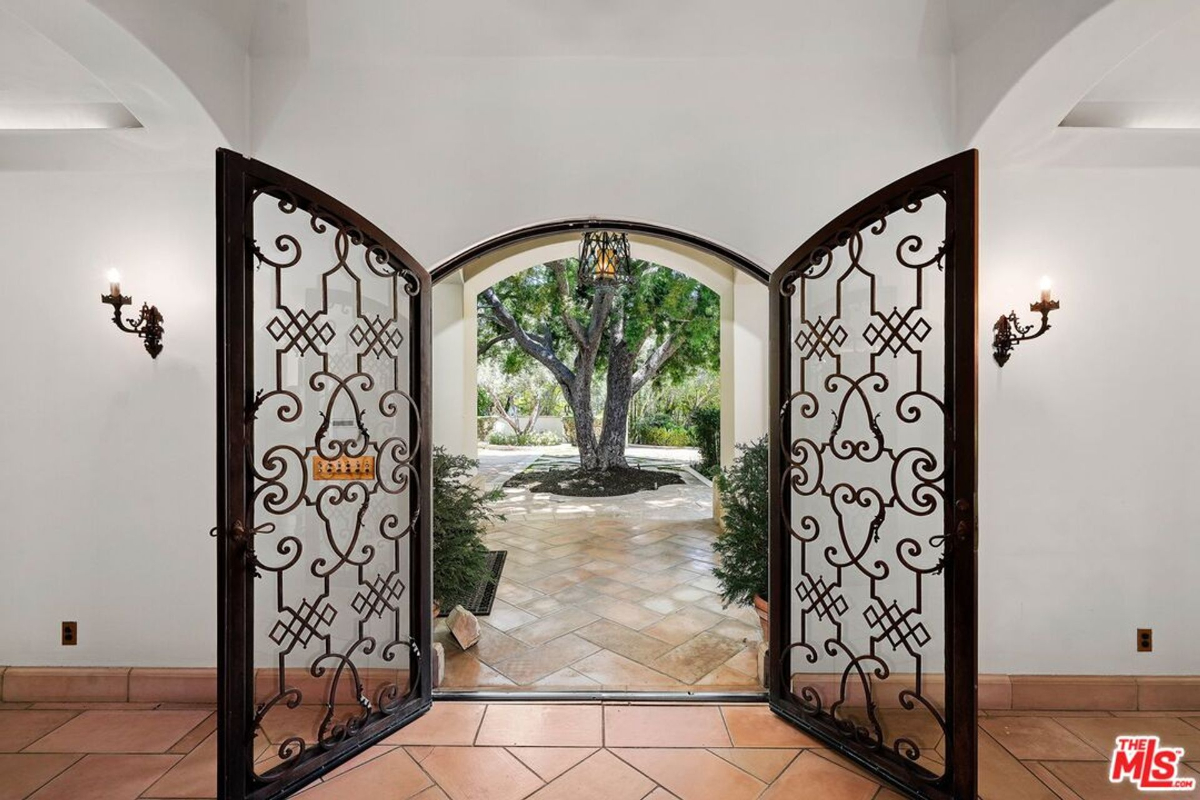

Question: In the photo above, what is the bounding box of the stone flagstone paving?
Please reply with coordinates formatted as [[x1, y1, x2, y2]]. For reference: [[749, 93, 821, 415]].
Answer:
[[438, 447, 761, 692]]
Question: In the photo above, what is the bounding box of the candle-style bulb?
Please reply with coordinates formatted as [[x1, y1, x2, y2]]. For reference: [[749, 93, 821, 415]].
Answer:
[[106, 268, 122, 298], [1039, 275, 1052, 303]]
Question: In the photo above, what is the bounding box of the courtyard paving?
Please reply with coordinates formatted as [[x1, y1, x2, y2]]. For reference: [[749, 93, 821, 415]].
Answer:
[[435, 446, 762, 692]]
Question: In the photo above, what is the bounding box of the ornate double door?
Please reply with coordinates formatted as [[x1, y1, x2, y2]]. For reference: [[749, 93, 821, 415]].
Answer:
[[216, 150, 432, 800], [214, 149, 977, 799], [768, 151, 978, 799]]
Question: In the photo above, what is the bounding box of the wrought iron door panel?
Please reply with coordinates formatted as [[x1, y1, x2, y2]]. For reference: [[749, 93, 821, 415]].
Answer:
[[217, 150, 432, 800], [768, 151, 976, 800]]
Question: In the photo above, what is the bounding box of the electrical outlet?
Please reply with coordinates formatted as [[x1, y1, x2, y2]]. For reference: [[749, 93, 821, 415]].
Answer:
[[61, 621, 77, 646], [1137, 628, 1152, 653]]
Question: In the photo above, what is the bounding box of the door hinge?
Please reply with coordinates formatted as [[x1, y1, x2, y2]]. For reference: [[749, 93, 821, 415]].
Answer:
[[209, 520, 272, 576]]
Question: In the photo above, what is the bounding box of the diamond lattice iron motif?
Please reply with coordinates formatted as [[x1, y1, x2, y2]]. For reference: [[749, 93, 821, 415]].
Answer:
[[864, 598, 932, 656], [350, 315, 404, 358], [863, 306, 932, 357], [795, 574, 849, 623], [352, 572, 406, 621], [794, 316, 848, 361], [268, 597, 337, 654], [266, 307, 336, 356]]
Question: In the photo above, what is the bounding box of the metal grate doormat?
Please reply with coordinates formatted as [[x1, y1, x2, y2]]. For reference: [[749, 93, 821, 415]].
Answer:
[[438, 550, 507, 617]]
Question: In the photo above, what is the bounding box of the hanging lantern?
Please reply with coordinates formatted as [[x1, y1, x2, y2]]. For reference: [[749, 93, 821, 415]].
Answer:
[[578, 230, 633, 288]]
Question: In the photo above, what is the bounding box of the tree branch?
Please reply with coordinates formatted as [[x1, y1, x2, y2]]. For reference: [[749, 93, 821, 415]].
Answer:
[[480, 287, 575, 386], [583, 289, 614, 354], [478, 332, 513, 357], [631, 331, 685, 394], [491, 394, 522, 435], [548, 261, 587, 347]]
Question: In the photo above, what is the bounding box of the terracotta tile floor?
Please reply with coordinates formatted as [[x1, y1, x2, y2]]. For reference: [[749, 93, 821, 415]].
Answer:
[[438, 449, 761, 691], [4, 701, 1200, 798]]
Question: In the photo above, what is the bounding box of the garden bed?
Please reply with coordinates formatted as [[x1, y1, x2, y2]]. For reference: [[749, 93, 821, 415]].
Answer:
[[504, 464, 684, 497]]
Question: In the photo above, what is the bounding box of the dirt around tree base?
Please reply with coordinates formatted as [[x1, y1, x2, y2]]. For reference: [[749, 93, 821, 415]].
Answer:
[[504, 465, 685, 497]]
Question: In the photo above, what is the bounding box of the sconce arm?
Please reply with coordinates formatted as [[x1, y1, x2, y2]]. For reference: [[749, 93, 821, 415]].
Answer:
[[992, 298, 1060, 367], [101, 293, 164, 358]]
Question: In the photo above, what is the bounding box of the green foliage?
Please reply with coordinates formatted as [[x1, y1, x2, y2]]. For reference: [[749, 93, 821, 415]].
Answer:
[[433, 447, 503, 609], [691, 406, 721, 474], [712, 436, 768, 607], [635, 427, 694, 447], [487, 430, 563, 446], [631, 370, 719, 428], [616, 262, 720, 383], [476, 386, 491, 416], [477, 260, 720, 396], [629, 413, 694, 447]]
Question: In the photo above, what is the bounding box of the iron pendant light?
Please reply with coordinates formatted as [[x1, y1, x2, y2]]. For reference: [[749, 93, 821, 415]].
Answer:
[[578, 230, 633, 288]]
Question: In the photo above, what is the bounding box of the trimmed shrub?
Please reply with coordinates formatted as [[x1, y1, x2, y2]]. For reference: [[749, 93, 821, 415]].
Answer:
[[433, 447, 503, 609], [633, 426, 694, 447], [487, 430, 563, 447], [691, 406, 721, 473], [712, 436, 768, 607]]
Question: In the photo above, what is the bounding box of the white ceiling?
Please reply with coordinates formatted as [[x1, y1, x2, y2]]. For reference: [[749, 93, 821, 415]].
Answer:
[[249, 0, 952, 60], [1062, 4, 1200, 129], [0, 6, 139, 129], [945, 0, 1021, 52]]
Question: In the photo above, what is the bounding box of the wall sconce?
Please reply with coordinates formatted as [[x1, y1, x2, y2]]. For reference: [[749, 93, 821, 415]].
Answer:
[[992, 276, 1059, 367], [100, 269, 164, 358]]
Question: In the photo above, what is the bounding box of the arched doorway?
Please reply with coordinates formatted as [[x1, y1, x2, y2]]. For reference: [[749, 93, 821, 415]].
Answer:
[[428, 219, 771, 471], [427, 222, 773, 698]]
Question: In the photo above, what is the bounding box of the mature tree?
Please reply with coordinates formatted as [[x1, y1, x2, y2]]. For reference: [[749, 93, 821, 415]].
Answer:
[[478, 259, 718, 471]]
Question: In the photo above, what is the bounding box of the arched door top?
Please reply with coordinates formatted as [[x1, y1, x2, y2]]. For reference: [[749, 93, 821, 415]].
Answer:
[[430, 217, 770, 286]]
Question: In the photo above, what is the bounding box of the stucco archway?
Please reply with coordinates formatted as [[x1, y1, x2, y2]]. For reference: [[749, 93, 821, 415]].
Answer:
[[428, 218, 771, 469]]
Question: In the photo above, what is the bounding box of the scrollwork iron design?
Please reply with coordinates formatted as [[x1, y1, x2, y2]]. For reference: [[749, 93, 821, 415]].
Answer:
[[772, 162, 976, 800], [246, 185, 424, 784]]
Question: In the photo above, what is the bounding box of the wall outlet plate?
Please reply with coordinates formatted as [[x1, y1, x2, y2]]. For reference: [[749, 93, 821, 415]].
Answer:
[[61, 621, 77, 646], [1137, 628, 1152, 652]]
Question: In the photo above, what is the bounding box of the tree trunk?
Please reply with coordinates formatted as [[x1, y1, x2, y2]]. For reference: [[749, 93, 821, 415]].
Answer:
[[597, 343, 635, 470], [563, 374, 601, 470]]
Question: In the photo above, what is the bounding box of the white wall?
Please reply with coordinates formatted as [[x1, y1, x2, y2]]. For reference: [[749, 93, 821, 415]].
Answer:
[[432, 273, 468, 457], [248, 2, 952, 271], [0, 169, 216, 666], [6, 0, 1197, 677], [731, 271, 769, 453], [978, 165, 1200, 674]]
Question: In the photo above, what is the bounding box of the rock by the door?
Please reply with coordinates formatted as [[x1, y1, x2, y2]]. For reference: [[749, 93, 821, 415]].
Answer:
[[447, 605, 480, 650], [432, 641, 446, 688]]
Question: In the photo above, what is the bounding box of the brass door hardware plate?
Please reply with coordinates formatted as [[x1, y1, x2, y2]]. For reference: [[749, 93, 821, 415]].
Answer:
[[62, 621, 77, 646], [1137, 628, 1153, 652], [312, 455, 375, 481]]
